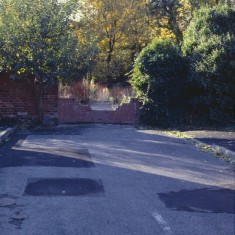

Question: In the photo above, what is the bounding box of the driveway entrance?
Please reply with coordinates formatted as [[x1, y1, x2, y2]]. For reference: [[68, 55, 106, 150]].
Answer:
[[0, 125, 234, 235]]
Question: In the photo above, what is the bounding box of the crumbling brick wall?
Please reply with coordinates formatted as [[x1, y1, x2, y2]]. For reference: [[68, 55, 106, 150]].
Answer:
[[0, 73, 139, 125], [59, 98, 139, 124], [0, 73, 58, 123]]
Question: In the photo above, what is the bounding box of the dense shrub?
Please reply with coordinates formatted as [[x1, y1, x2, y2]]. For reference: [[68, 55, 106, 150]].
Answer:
[[131, 39, 188, 127], [182, 5, 235, 126], [92, 59, 128, 86]]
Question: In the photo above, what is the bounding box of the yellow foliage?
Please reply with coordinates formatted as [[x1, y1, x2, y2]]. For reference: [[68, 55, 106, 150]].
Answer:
[[17, 68, 26, 75], [77, 0, 203, 82], [159, 28, 176, 40]]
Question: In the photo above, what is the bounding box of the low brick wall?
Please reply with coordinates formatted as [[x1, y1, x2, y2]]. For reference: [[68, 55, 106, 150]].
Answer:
[[59, 98, 139, 124], [0, 74, 58, 123], [0, 73, 139, 124], [42, 88, 59, 123]]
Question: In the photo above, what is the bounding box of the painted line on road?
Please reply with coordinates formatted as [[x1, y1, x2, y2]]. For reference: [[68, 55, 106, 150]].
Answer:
[[152, 212, 172, 234]]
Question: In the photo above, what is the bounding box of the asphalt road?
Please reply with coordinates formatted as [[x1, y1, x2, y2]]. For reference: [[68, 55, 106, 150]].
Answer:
[[0, 125, 234, 235]]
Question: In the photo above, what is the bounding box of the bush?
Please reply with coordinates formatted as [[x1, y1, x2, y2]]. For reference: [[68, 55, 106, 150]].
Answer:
[[182, 5, 235, 126], [59, 80, 134, 105], [131, 39, 188, 127], [92, 52, 130, 86]]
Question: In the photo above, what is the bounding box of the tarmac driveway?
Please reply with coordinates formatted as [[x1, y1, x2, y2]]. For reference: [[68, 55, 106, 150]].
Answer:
[[0, 125, 234, 235]]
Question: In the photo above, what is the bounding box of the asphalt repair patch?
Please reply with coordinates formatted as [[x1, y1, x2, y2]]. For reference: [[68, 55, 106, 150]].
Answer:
[[24, 178, 105, 197]]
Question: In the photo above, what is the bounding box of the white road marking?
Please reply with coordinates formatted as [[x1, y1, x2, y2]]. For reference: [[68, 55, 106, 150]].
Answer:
[[152, 212, 172, 234]]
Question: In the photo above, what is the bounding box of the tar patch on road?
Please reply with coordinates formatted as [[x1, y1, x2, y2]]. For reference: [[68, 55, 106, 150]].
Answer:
[[24, 178, 105, 197], [158, 188, 235, 214]]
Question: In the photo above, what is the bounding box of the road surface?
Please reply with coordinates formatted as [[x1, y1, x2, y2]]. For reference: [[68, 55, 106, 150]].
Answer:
[[0, 125, 234, 235]]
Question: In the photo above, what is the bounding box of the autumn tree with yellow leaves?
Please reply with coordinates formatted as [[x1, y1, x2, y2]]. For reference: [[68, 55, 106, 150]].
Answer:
[[78, 0, 197, 84], [79, 0, 156, 84]]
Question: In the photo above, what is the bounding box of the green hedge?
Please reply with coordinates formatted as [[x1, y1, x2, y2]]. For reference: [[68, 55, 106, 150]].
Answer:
[[131, 39, 188, 127], [182, 5, 235, 126]]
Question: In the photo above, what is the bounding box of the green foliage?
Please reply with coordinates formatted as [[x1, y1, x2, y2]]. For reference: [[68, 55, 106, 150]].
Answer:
[[92, 54, 130, 86], [80, 0, 154, 86], [0, 0, 96, 122], [182, 5, 235, 125], [0, 0, 96, 85], [131, 39, 188, 127], [1, 0, 74, 83]]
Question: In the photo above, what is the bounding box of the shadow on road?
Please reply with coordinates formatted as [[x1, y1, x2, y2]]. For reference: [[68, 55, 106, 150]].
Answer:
[[158, 188, 235, 214], [0, 135, 94, 168]]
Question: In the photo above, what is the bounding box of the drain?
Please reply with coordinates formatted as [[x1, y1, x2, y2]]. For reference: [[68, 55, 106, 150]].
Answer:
[[24, 178, 104, 196]]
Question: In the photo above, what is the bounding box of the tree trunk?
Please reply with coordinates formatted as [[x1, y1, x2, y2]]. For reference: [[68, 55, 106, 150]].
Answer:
[[167, 6, 183, 44]]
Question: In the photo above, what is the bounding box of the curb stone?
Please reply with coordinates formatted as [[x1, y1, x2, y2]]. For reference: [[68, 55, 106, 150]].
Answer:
[[0, 126, 17, 145], [162, 130, 235, 164], [191, 138, 235, 163]]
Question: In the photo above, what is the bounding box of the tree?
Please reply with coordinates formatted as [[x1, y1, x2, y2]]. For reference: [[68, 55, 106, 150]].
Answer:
[[80, 0, 158, 85], [115, 0, 154, 62], [81, 0, 129, 84], [149, 0, 235, 45], [131, 39, 188, 126], [80, 0, 198, 85], [188, 0, 235, 9], [182, 5, 235, 125], [0, 0, 95, 123], [149, 0, 192, 44]]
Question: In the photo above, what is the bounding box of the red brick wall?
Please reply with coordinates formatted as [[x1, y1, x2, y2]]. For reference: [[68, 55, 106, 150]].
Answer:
[[0, 73, 58, 123], [42, 87, 59, 122], [0, 73, 139, 124], [59, 98, 139, 124]]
